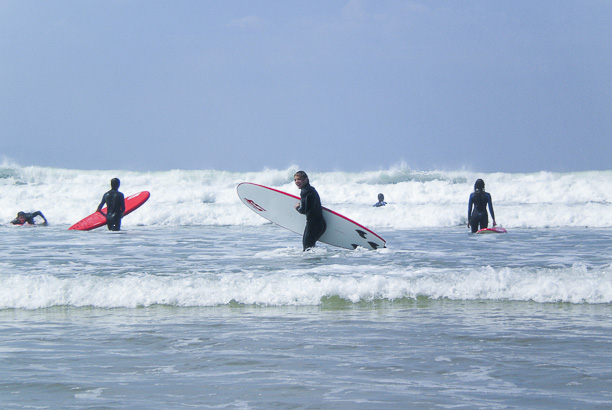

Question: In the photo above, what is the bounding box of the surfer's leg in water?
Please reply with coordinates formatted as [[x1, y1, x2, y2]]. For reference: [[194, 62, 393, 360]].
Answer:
[[302, 219, 327, 251], [470, 211, 488, 233], [479, 212, 489, 231], [469, 213, 479, 233], [106, 213, 122, 231]]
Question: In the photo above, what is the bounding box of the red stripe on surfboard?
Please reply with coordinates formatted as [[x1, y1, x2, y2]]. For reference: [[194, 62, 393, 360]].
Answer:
[[237, 182, 386, 244]]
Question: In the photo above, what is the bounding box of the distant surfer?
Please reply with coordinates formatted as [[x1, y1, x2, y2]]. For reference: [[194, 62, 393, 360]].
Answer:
[[373, 193, 387, 207], [294, 170, 327, 250], [468, 178, 496, 233], [11, 211, 48, 225], [97, 178, 126, 231]]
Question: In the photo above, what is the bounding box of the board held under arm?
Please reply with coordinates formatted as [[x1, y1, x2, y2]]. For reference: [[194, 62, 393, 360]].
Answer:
[[237, 182, 386, 250], [68, 191, 150, 231]]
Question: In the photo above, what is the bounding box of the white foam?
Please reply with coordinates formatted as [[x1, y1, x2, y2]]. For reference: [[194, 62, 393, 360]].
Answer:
[[2, 263, 611, 309], [1, 163, 611, 228]]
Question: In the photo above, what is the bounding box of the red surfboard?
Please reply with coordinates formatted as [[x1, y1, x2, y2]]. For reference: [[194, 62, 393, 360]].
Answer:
[[68, 191, 150, 231], [476, 226, 507, 234]]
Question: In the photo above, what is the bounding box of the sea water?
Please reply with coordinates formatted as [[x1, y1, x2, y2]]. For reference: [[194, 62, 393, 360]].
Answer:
[[1, 164, 611, 408]]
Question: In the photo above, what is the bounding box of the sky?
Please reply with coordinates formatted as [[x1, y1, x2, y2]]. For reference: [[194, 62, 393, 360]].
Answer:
[[1, 0, 611, 173]]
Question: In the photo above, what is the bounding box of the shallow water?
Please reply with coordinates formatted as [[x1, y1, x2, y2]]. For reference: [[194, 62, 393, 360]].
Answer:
[[1, 224, 611, 408]]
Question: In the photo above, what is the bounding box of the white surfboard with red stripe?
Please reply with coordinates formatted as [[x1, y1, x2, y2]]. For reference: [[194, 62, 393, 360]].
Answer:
[[237, 182, 386, 250]]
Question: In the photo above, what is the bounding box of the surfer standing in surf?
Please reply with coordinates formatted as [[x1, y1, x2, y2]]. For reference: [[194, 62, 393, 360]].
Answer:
[[373, 193, 387, 207], [294, 171, 327, 251], [97, 178, 126, 231], [468, 178, 496, 233]]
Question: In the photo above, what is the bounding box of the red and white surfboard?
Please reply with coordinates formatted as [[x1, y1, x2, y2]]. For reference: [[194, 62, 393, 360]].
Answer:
[[237, 182, 386, 250]]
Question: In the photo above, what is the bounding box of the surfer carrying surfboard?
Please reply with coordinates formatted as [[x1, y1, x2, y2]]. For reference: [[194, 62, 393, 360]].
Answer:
[[293, 171, 327, 251], [96, 178, 126, 231], [467, 179, 496, 233]]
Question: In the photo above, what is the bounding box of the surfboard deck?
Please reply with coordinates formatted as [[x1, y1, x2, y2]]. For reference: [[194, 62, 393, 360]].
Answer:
[[237, 182, 386, 250], [476, 226, 507, 234], [68, 191, 150, 231]]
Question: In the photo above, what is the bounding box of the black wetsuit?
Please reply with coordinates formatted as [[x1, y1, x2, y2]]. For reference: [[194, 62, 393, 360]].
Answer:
[[468, 191, 495, 233], [11, 211, 47, 225], [97, 189, 126, 231], [296, 183, 327, 250]]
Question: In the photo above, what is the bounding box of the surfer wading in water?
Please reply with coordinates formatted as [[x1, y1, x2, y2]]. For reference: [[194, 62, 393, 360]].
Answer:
[[97, 178, 126, 231], [294, 171, 327, 251], [373, 193, 387, 207], [467, 178, 496, 233]]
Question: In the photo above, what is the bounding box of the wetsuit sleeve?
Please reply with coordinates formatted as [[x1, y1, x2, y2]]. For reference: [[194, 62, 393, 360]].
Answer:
[[468, 193, 474, 220], [32, 211, 48, 223], [487, 193, 495, 221], [296, 194, 308, 214], [32, 211, 45, 219], [10, 217, 20, 225], [119, 193, 126, 214], [96, 193, 107, 212], [299, 191, 316, 216]]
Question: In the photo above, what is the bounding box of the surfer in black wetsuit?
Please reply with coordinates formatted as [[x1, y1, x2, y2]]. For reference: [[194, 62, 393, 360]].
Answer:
[[373, 193, 387, 207], [11, 211, 48, 225], [468, 178, 496, 233], [294, 170, 327, 251], [97, 178, 126, 231]]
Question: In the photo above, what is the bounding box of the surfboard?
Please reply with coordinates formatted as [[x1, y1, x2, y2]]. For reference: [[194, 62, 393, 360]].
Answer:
[[68, 191, 150, 231], [237, 182, 386, 250], [476, 226, 507, 234]]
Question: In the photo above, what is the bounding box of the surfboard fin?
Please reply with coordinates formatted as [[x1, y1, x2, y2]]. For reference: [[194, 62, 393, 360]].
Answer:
[[356, 229, 367, 239], [368, 242, 379, 250]]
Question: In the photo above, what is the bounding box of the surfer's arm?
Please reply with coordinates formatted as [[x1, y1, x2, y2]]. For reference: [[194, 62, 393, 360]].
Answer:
[[96, 195, 106, 213], [295, 193, 307, 214], [296, 192, 313, 215], [32, 211, 48, 224], [119, 195, 126, 216], [467, 194, 474, 227], [487, 194, 496, 225], [296, 201, 305, 214]]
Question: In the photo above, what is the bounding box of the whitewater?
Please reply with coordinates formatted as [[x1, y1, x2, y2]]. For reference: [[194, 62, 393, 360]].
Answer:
[[2, 163, 612, 229], [1, 163, 611, 408]]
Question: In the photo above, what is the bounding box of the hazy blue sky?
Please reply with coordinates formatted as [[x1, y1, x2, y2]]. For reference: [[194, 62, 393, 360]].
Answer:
[[1, 1, 611, 173]]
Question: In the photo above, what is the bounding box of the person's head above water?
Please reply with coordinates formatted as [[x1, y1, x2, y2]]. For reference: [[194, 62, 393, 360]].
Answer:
[[110, 178, 120, 190], [474, 179, 485, 193], [294, 171, 309, 189], [378, 193, 384, 202]]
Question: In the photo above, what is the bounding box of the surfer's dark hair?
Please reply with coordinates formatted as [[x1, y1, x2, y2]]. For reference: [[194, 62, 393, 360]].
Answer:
[[474, 179, 485, 192], [111, 178, 120, 189], [294, 171, 308, 180]]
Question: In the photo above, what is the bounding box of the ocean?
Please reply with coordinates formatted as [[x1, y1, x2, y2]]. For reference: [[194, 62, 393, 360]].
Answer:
[[1, 164, 611, 408]]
